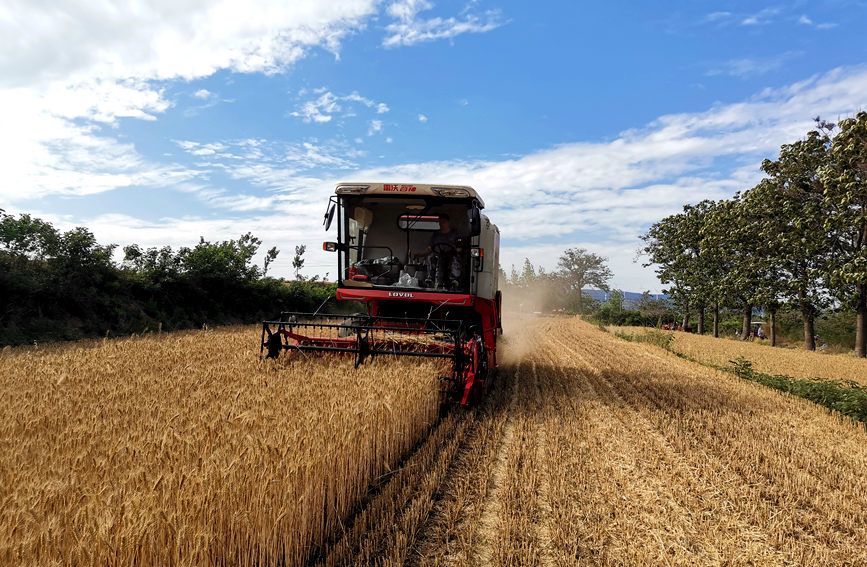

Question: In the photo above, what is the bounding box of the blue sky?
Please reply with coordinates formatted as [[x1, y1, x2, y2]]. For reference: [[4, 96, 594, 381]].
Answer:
[[2, 0, 866, 291]]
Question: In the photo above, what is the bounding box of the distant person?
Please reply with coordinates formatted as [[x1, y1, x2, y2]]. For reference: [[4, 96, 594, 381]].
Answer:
[[756, 326, 765, 339]]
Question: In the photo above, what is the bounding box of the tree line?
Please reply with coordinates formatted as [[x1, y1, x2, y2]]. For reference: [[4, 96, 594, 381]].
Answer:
[[641, 112, 867, 357], [0, 211, 331, 345], [500, 247, 613, 314]]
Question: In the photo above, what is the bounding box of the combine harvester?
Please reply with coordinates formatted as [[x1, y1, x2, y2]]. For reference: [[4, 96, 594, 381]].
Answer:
[[262, 182, 501, 405]]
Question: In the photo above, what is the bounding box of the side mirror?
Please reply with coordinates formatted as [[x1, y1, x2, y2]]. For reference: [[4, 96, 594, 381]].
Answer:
[[467, 206, 481, 237], [323, 202, 336, 231]]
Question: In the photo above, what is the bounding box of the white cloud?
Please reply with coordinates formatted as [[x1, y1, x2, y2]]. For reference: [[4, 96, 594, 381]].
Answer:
[[741, 7, 781, 25], [290, 89, 390, 123], [704, 11, 732, 22], [0, 0, 380, 202], [705, 52, 801, 78], [291, 91, 341, 123], [368, 119, 383, 136], [418, 113, 428, 122], [193, 89, 213, 99], [383, 0, 506, 47], [797, 15, 838, 29]]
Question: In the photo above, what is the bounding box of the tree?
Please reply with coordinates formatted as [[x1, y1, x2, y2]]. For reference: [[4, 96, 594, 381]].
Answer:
[[821, 111, 867, 357], [636, 291, 673, 327], [263, 246, 279, 277], [0, 211, 60, 260], [292, 245, 306, 280], [556, 248, 612, 314], [641, 201, 719, 332], [700, 196, 772, 340], [182, 233, 263, 282], [519, 258, 536, 287], [604, 289, 624, 313], [122, 245, 184, 283], [754, 130, 834, 350]]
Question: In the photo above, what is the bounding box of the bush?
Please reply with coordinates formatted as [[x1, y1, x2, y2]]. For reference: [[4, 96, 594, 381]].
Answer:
[[0, 211, 341, 346]]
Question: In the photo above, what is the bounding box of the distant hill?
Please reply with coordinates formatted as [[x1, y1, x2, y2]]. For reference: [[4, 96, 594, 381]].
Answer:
[[583, 290, 669, 310]]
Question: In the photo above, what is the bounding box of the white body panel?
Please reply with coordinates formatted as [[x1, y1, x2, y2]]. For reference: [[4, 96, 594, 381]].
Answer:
[[475, 214, 500, 300]]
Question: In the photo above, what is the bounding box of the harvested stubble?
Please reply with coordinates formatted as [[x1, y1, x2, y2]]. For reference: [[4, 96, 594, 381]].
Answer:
[[0, 326, 446, 566], [352, 316, 867, 566], [615, 325, 867, 384], [518, 318, 867, 565]]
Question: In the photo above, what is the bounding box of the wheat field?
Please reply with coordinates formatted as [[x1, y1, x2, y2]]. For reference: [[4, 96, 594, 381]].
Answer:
[[614, 325, 867, 384], [0, 328, 446, 566], [3, 317, 867, 565]]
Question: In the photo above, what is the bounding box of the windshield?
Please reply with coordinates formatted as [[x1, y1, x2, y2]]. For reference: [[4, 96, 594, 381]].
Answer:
[[339, 196, 472, 292]]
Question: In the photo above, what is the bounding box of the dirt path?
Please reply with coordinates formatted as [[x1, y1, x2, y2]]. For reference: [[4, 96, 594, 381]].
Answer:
[[316, 316, 867, 566]]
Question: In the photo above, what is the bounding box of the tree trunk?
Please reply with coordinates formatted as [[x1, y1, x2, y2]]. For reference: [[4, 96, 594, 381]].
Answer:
[[741, 302, 752, 341], [855, 283, 866, 358], [803, 309, 816, 351], [796, 288, 816, 351], [697, 306, 705, 335], [713, 302, 719, 338], [577, 289, 583, 315], [681, 298, 689, 330], [769, 309, 776, 347]]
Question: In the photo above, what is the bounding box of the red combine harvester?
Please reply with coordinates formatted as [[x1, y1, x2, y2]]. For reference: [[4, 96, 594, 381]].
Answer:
[[262, 182, 502, 406]]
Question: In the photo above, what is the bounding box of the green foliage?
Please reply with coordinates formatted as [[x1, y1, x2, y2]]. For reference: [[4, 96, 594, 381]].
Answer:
[[292, 244, 306, 279], [183, 233, 263, 281], [643, 116, 867, 354], [728, 357, 867, 423], [614, 329, 675, 350], [641, 200, 720, 321], [0, 211, 333, 346], [821, 112, 867, 294], [557, 248, 612, 314]]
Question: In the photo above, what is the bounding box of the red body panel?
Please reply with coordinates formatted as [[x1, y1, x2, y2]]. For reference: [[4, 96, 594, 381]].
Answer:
[[336, 286, 500, 406], [337, 288, 475, 306]]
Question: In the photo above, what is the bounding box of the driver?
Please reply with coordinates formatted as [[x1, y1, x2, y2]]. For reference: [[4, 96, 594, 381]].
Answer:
[[417, 213, 462, 289]]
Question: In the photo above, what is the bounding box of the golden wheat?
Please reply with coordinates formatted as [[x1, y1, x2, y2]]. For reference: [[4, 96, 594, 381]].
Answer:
[[615, 325, 867, 383], [0, 326, 447, 566]]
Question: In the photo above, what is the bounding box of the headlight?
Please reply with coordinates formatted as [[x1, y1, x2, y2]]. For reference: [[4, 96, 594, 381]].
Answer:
[[432, 187, 470, 198], [336, 185, 369, 194]]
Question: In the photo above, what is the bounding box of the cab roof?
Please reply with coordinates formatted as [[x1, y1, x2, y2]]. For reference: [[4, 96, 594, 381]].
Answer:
[[335, 182, 484, 209]]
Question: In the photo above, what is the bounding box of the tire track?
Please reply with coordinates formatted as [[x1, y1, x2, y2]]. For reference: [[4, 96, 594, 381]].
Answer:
[[475, 360, 522, 567]]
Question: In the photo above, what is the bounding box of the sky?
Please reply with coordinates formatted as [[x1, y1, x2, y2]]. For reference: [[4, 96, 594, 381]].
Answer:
[[2, 0, 866, 292]]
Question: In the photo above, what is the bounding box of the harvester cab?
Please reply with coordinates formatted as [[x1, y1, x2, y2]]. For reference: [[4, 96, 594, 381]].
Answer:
[[262, 183, 502, 406]]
